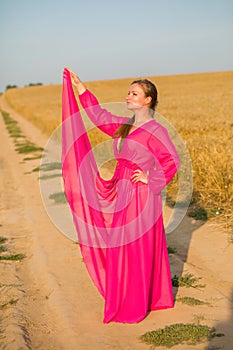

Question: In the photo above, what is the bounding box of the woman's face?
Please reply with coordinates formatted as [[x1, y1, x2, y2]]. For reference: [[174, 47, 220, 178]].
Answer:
[[126, 83, 150, 111]]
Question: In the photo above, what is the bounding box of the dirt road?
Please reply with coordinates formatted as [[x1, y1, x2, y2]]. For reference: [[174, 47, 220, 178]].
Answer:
[[0, 95, 232, 349]]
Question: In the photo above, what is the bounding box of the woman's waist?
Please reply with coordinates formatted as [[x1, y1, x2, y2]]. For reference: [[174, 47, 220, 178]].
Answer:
[[116, 157, 154, 170], [116, 159, 141, 171]]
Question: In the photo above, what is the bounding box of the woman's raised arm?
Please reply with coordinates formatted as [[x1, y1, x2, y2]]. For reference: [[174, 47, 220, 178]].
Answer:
[[67, 68, 128, 137]]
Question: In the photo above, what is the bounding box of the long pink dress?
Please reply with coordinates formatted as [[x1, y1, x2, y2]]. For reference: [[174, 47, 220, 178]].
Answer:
[[62, 68, 180, 323]]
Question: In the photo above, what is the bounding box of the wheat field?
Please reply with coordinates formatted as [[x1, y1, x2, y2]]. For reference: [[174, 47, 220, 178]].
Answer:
[[4, 71, 233, 235]]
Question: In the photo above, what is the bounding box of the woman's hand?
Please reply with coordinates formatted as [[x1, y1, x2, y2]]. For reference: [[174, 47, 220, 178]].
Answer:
[[131, 169, 148, 184], [66, 68, 86, 95]]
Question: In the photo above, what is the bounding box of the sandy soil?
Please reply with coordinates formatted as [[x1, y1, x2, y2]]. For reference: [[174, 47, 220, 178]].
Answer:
[[0, 95, 233, 350]]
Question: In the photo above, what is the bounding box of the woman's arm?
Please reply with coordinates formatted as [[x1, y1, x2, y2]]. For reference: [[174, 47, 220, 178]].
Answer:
[[68, 69, 128, 137], [147, 125, 180, 194]]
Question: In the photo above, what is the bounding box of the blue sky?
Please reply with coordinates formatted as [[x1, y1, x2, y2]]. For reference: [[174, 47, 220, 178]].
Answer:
[[0, 0, 232, 92]]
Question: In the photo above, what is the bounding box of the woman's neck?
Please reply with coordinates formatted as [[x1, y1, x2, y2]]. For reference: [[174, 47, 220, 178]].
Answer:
[[134, 108, 152, 125]]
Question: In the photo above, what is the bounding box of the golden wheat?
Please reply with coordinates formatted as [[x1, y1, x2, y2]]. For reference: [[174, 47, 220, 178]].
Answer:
[[4, 71, 233, 234]]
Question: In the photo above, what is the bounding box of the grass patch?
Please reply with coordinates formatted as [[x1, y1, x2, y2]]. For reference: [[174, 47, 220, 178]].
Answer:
[[0, 237, 8, 253], [140, 323, 224, 348], [23, 155, 43, 161], [0, 245, 7, 253], [49, 192, 67, 204], [1, 110, 44, 168], [188, 207, 208, 220], [30, 162, 62, 175], [0, 298, 18, 310], [167, 247, 176, 254], [40, 162, 62, 171], [0, 253, 25, 261], [9, 132, 23, 138], [0, 237, 7, 244], [0, 282, 22, 288], [38, 162, 62, 179], [172, 273, 206, 289], [0, 236, 25, 261], [1, 111, 23, 137], [176, 296, 210, 306], [1, 110, 14, 123], [15, 142, 43, 154], [39, 173, 62, 180]]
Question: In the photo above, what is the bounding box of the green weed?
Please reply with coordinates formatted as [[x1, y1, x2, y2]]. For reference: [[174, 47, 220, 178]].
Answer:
[[15, 142, 43, 154], [1, 111, 22, 137], [40, 162, 61, 171], [188, 207, 208, 220], [172, 273, 206, 289], [32, 166, 40, 172], [176, 296, 210, 306], [23, 155, 42, 161], [0, 298, 18, 310], [167, 247, 176, 254], [0, 236, 25, 261], [0, 237, 7, 244], [39, 173, 62, 180], [1, 111, 44, 164], [49, 192, 67, 204], [0, 253, 25, 261], [141, 323, 224, 348], [0, 245, 7, 253]]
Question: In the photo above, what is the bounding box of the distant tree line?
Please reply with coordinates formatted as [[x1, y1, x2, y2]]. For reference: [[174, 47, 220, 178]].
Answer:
[[5, 84, 18, 90], [25, 82, 43, 87], [5, 82, 43, 90]]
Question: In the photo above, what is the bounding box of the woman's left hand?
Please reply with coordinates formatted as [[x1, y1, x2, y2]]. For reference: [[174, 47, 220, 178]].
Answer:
[[131, 169, 148, 184], [66, 68, 86, 95]]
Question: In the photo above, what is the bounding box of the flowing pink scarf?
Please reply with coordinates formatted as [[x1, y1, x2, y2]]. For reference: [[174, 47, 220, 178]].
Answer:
[[62, 68, 110, 295]]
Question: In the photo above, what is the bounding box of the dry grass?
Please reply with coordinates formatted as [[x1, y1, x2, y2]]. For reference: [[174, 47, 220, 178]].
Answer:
[[4, 84, 62, 135], [4, 71, 233, 235]]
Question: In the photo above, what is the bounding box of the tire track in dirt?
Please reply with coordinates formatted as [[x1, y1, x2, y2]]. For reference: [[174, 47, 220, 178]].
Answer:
[[0, 97, 87, 349]]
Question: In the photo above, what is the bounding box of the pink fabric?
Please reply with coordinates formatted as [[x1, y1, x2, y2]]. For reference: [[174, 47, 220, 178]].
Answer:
[[62, 68, 180, 323]]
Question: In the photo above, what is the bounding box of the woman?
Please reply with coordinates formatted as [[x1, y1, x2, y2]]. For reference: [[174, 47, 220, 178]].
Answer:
[[62, 68, 180, 323]]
